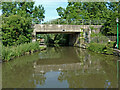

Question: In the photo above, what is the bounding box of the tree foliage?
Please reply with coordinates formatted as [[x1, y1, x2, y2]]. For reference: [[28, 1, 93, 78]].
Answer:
[[2, 15, 32, 46], [56, 2, 119, 35], [2, 1, 45, 23], [2, 1, 45, 46]]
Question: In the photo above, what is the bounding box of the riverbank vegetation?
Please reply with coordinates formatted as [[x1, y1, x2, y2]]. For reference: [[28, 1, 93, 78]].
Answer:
[[2, 42, 42, 62], [87, 41, 116, 55], [1, 1, 46, 62], [86, 32, 116, 55], [78, 30, 116, 55]]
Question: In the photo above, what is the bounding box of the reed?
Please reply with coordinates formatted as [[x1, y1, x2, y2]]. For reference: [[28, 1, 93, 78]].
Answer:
[[2, 42, 41, 62]]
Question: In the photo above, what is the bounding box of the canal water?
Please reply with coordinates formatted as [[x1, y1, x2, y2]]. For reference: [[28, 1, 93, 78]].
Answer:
[[2, 47, 120, 88]]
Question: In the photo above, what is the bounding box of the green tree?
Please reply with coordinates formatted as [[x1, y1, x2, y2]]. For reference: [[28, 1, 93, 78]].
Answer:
[[33, 5, 45, 24], [2, 1, 45, 24], [2, 0, 45, 46], [56, 2, 119, 35], [2, 15, 32, 46]]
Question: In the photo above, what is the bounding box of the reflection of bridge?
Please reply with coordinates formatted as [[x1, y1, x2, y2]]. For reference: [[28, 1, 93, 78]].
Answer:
[[34, 62, 102, 73], [33, 24, 102, 34], [32, 24, 102, 45]]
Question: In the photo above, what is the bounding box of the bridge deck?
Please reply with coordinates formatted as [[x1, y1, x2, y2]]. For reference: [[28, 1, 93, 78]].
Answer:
[[33, 24, 102, 34]]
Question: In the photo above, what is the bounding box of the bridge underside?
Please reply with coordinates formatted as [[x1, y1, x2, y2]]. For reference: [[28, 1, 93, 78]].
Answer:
[[36, 32, 79, 34], [35, 32, 80, 46]]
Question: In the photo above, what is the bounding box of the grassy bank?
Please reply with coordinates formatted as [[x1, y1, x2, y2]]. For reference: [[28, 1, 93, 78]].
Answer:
[[2, 42, 45, 62]]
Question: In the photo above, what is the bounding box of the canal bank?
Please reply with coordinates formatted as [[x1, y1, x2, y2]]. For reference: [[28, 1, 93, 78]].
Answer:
[[75, 40, 120, 57], [2, 42, 47, 62]]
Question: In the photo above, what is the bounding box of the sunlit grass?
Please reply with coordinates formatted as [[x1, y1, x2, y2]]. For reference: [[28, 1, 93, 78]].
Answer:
[[2, 42, 42, 62]]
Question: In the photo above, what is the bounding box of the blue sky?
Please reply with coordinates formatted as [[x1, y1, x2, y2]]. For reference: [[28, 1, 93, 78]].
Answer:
[[34, 0, 68, 22]]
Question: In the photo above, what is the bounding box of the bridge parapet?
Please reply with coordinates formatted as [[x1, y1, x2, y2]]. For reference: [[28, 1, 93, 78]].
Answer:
[[33, 24, 102, 34]]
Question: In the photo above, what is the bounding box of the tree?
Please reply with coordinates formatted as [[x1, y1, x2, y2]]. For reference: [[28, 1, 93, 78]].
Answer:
[[2, 15, 32, 46], [2, 0, 45, 46], [56, 2, 119, 35], [33, 5, 45, 24], [2, 1, 45, 24]]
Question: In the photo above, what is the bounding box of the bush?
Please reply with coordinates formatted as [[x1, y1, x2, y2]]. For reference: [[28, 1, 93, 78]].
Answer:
[[87, 43, 114, 55], [87, 33, 115, 55], [2, 15, 33, 46], [87, 43, 106, 53], [2, 42, 40, 62]]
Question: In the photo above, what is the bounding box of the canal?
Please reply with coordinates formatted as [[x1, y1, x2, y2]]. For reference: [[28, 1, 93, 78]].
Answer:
[[2, 47, 120, 88]]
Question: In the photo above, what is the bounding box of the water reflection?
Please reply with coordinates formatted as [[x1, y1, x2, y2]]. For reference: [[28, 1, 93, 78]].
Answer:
[[2, 47, 119, 88]]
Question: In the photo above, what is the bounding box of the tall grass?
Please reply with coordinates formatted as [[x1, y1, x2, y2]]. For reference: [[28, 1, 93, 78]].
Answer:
[[2, 42, 40, 62]]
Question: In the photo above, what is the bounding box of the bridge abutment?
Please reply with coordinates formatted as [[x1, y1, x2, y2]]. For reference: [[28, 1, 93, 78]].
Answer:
[[69, 33, 80, 46]]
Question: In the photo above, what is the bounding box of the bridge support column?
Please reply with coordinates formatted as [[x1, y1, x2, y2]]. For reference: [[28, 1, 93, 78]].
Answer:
[[69, 33, 80, 46]]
